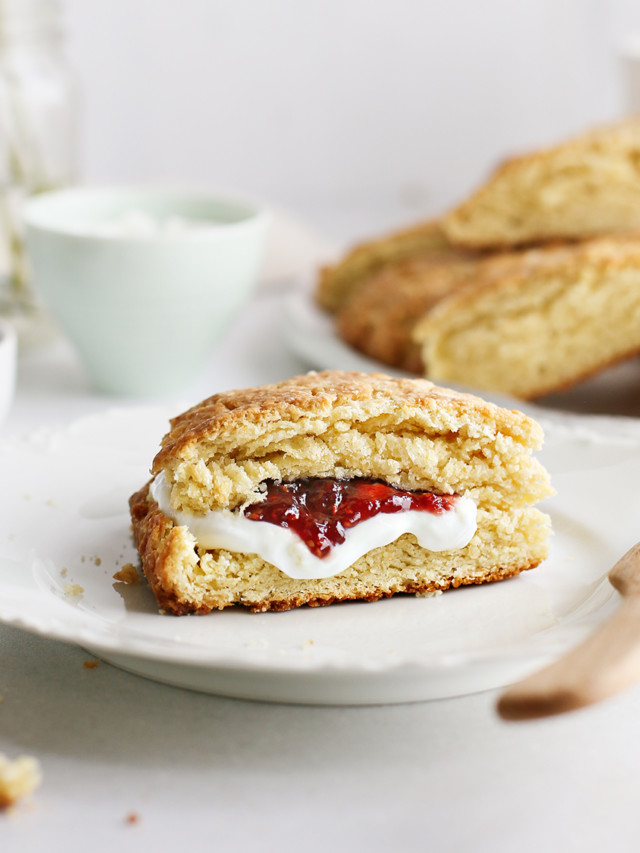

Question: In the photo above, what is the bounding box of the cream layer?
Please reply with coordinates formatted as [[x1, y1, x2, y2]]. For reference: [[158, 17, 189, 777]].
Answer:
[[150, 472, 477, 581]]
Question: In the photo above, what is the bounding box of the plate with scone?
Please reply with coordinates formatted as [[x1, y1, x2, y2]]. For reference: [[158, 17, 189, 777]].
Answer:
[[0, 370, 636, 704]]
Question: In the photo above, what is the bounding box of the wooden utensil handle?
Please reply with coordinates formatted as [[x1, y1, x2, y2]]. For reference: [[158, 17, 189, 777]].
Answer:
[[497, 594, 640, 721]]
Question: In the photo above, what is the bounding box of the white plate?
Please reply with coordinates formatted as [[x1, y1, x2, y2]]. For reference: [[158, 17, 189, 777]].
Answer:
[[1, 406, 639, 705]]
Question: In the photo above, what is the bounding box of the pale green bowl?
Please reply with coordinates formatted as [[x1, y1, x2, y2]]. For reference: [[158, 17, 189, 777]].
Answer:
[[23, 187, 270, 395]]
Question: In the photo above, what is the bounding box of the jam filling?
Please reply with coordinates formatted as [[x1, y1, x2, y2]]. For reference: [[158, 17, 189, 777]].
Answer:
[[243, 477, 458, 559]]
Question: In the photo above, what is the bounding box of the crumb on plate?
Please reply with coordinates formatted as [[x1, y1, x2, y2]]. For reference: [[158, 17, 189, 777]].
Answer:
[[113, 564, 139, 585]]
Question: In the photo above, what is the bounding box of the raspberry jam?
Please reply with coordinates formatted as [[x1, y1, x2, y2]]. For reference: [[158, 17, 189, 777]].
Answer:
[[243, 478, 457, 558]]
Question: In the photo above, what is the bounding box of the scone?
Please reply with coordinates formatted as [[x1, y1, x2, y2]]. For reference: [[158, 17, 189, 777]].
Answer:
[[336, 254, 477, 372], [414, 233, 640, 398], [316, 220, 471, 313], [443, 118, 640, 248], [129, 371, 552, 614]]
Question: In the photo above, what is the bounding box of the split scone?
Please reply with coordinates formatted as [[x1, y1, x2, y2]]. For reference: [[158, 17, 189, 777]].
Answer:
[[129, 371, 552, 614], [414, 233, 640, 398], [316, 219, 472, 313], [443, 117, 640, 248]]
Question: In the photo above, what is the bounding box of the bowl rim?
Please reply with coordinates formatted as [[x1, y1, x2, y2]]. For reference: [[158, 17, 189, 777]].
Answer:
[[22, 184, 271, 242]]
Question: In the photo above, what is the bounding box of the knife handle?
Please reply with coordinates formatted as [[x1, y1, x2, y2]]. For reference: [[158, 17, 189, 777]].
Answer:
[[497, 593, 640, 720]]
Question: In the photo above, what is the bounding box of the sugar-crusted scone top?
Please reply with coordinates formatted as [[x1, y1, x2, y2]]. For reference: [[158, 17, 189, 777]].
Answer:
[[151, 371, 552, 515]]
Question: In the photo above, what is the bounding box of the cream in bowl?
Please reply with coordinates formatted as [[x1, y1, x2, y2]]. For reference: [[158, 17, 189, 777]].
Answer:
[[81, 209, 231, 239], [23, 187, 270, 396]]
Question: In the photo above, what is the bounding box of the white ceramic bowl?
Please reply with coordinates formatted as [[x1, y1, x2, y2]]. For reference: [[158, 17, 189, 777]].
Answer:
[[0, 318, 17, 427], [23, 187, 270, 396]]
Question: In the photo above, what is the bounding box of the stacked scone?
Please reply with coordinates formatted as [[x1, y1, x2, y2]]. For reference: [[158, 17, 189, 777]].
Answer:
[[319, 118, 640, 398], [130, 371, 552, 614]]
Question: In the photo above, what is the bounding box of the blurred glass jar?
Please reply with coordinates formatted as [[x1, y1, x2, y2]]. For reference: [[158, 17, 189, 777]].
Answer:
[[0, 0, 79, 342]]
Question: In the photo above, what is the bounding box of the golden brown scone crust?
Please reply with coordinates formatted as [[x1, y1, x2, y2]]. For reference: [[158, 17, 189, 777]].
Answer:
[[315, 220, 462, 313], [414, 233, 640, 397], [443, 118, 640, 248]]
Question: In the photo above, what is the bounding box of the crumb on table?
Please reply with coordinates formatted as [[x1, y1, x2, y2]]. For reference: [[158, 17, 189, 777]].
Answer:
[[82, 660, 99, 670], [0, 753, 42, 809], [64, 584, 84, 597]]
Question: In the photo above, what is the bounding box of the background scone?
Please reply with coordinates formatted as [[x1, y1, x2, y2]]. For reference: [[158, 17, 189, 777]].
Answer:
[[443, 118, 640, 248], [316, 220, 471, 313], [130, 371, 552, 614], [336, 255, 476, 372], [414, 234, 640, 398]]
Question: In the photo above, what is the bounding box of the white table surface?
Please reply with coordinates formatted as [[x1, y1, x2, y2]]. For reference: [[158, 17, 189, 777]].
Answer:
[[2, 289, 640, 853]]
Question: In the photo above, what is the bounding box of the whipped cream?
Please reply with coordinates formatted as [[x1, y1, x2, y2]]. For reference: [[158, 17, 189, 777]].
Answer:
[[85, 210, 226, 239], [150, 472, 477, 581]]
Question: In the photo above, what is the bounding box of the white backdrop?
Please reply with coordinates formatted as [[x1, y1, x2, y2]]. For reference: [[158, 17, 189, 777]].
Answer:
[[65, 0, 640, 242]]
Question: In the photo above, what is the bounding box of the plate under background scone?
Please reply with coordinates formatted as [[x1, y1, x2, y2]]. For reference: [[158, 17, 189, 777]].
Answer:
[[0, 406, 636, 704]]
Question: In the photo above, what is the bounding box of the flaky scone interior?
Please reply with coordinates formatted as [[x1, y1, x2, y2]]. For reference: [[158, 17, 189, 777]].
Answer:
[[129, 371, 553, 614]]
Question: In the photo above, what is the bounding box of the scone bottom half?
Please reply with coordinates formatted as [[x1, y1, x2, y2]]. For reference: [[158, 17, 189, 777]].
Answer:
[[129, 371, 553, 615]]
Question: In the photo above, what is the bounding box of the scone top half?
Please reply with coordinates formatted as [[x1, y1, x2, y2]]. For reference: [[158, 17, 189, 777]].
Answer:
[[151, 371, 551, 516]]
